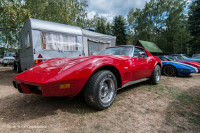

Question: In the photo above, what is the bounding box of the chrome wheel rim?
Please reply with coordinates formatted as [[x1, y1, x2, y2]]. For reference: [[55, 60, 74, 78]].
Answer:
[[99, 77, 115, 104], [156, 67, 161, 82]]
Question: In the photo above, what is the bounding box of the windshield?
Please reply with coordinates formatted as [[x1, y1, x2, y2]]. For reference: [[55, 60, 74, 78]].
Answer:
[[99, 46, 133, 56], [167, 56, 177, 61], [176, 55, 184, 59], [192, 54, 200, 57], [4, 53, 15, 57], [182, 54, 190, 59]]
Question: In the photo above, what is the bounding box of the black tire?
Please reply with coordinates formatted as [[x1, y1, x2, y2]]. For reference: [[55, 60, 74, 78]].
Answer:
[[163, 65, 177, 76], [150, 65, 161, 85], [84, 70, 117, 110], [184, 73, 190, 76]]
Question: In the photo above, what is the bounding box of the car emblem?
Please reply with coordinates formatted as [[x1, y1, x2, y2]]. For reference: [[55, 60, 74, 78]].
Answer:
[[124, 67, 128, 69]]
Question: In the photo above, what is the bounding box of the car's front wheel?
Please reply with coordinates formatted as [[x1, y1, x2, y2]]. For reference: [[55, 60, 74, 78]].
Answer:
[[150, 65, 161, 85], [84, 70, 117, 110]]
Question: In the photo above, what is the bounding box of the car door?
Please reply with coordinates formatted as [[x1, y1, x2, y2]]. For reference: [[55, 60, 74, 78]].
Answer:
[[131, 47, 151, 80]]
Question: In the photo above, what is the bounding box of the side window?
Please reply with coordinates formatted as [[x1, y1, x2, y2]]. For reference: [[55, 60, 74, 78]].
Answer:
[[25, 32, 30, 48], [42, 32, 78, 51], [133, 47, 147, 58], [133, 47, 140, 57]]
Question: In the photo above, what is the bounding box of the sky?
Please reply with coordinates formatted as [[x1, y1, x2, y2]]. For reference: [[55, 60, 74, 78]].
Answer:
[[87, 0, 150, 22]]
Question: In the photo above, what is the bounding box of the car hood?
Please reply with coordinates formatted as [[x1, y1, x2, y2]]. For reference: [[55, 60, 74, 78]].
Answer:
[[14, 56, 92, 83], [175, 60, 200, 66], [14, 55, 127, 83], [3, 57, 15, 59]]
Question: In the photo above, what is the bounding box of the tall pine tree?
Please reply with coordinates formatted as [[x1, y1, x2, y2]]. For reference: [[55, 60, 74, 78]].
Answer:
[[112, 16, 127, 45], [188, 0, 200, 54]]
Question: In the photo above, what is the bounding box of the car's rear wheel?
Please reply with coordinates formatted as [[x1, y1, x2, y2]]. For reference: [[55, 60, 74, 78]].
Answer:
[[150, 65, 161, 85], [163, 65, 177, 76], [84, 70, 117, 110]]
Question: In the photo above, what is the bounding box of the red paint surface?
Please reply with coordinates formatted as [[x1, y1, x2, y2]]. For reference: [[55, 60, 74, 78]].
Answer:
[[13, 46, 162, 97]]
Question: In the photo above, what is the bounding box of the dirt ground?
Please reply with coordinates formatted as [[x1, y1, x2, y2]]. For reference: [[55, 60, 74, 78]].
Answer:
[[0, 66, 200, 133]]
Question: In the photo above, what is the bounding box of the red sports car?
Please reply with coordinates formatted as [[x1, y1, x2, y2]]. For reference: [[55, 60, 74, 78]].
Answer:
[[13, 46, 162, 110]]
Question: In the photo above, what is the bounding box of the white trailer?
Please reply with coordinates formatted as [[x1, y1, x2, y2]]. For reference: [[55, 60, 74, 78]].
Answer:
[[17, 18, 116, 72]]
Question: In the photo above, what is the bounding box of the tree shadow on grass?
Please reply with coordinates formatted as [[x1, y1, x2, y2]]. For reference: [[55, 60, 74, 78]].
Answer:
[[0, 80, 151, 123], [0, 92, 96, 123]]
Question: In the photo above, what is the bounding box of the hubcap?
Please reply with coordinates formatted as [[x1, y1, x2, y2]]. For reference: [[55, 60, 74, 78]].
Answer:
[[156, 67, 161, 82], [99, 77, 115, 104]]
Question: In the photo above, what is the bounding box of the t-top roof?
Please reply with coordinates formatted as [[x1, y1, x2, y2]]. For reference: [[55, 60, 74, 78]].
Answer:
[[137, 40, 163, 53]]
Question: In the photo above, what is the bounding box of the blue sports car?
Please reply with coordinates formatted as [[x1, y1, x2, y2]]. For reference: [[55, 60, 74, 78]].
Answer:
[[170, 54, 200, 63], [161, 61, 198, 76]]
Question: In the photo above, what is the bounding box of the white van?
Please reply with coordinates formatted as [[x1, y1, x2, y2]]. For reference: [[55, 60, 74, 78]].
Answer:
[[2, 52, 15, 66]]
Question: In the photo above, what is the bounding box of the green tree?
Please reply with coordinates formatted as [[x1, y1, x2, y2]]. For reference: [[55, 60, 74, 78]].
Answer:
[[96, 18, 106, 34], [105, 22, 112, 35], [95, 16, 107, 34], [112, 15, 127, 45], [0, 0, 26, 48], [128, 0, 190, 54], [188, 0, 200, 54], [0, 0, 88, 49]]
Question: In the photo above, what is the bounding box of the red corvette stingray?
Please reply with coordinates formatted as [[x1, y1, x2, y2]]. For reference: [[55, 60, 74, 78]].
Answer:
[[13, 46, 162, 110]]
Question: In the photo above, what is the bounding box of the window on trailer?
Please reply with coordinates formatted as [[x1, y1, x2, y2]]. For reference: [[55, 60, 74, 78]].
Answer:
[[25, 32, 30, 48], [42, 32, 78, 51]]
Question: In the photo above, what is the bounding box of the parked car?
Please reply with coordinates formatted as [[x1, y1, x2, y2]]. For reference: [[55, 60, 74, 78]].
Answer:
[[192, 56, 200, 59], [170, 54, 200, 63], [158, 55, 200, 72], [192, 54, 200, 58], [13, 45, 162, 110], [158, 56, 198, 76], [2, 52, 15, 66]]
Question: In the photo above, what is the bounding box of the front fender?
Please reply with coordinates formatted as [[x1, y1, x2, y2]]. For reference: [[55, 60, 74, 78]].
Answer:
[[54, 56, 131, 96]]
